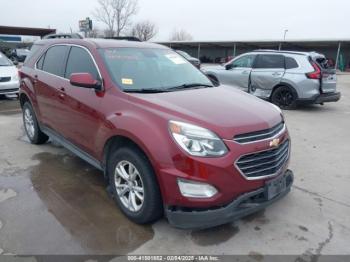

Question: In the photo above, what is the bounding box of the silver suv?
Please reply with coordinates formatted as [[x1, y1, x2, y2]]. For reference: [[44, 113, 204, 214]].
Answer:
[[203, 50, 341, 109]]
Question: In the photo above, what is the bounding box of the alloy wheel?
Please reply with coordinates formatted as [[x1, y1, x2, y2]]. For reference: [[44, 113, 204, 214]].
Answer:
[[114, 160, 145, 212], [24, 108, 35, 139]]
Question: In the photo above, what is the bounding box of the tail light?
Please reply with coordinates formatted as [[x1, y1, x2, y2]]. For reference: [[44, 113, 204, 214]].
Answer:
[[306, 62, 322, 79]]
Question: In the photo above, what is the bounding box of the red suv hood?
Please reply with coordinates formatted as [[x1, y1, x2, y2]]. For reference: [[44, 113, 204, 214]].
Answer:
[[129, 86, 283, 139]]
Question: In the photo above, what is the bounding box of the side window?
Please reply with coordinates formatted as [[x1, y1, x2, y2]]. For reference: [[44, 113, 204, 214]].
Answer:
[[65, 47, 99, 79], [36, 54, 45, 70], [285, 57, 299, 69], [254, 55, 285, 69], [42, 46, 69, 77], [232, 55, 256, 68]]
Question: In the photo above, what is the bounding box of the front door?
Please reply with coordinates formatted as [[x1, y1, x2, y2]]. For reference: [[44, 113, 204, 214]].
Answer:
[[60, 46, 104, 158], [221, 54, 256, 91]]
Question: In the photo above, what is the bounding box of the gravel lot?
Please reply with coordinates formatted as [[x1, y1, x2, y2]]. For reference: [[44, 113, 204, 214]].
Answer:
[[0, 76, 349, 258]]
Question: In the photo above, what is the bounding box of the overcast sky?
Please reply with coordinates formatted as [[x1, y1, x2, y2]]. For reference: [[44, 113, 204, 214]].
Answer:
[[1, 0, 349, 41]]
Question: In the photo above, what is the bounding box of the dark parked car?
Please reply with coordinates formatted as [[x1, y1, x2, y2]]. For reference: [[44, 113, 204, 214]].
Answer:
[[9, 48, 31, 63], [175, 50, 201, 69], [19, 38, 293, 229]]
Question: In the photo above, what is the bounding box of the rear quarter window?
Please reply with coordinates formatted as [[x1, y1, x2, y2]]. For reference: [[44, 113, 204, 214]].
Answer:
[[285, 57, 299, 69]]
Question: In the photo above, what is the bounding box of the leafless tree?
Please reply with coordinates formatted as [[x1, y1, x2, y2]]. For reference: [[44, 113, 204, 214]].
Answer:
[[93, 0, 138, 37], [131, 21, 158, 41], [88, 27, 102, 38], [169, 29, 193, 41]]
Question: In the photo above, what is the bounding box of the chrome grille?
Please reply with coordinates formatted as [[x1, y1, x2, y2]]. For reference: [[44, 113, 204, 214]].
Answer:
[[234, 122, 285, 144], [236, 140, 290, 179], [0, 77, 11, 83]]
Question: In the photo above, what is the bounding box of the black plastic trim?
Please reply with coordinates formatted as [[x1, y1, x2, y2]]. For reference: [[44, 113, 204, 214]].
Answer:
[[297, 92, 341, 105], [40, 125, 104, 171], [165, 170, 294, 230]]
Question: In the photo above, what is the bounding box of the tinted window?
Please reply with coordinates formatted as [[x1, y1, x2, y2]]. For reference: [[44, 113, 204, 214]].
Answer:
[[285, 57, 298, 69], [36, 54, 45, 70], [42, 46, 69, 77], [232, 55, 255, 68], [65, 47, 99, 79], [254, 55, 285, 69]]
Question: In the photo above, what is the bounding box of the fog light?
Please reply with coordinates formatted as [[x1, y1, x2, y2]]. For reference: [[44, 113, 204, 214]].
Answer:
[[178, 179, 218, 198]]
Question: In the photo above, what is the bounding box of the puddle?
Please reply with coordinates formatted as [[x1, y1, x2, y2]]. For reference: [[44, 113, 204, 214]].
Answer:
[[191, 223, 239, 246], [30, 152, 154, 254], [298, 225, 309, 232], [0, 152, 154, 255]]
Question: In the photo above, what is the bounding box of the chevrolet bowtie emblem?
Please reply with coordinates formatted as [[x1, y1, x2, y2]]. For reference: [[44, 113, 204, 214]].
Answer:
[[269, 138, 280, 148]]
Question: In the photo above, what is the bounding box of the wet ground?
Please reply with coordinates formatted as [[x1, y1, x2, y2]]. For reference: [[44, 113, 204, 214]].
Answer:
[[0, 77, 350, 256]]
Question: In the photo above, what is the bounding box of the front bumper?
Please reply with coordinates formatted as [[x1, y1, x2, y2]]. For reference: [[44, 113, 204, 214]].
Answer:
[[0, 81, 20, 95], [298, 92, 341, 105], [165, 169, 293, 230]]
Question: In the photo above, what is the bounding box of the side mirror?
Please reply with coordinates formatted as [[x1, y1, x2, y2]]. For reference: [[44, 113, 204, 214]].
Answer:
[[225, 64, 234, 70], [13, 60, 19, 66], [70, 73, 102, 90]]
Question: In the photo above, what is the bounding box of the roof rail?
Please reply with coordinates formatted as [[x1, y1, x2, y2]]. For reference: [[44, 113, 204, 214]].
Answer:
[[252, 49, 310, 56], [42, 33, 83, 39], [104, 36, 141, 42]]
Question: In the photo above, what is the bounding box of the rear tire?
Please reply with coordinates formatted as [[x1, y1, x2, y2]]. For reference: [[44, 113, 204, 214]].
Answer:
[[107, 146, 163, 224], [22, 102, 49, 144], [271, 86, 297, 110]]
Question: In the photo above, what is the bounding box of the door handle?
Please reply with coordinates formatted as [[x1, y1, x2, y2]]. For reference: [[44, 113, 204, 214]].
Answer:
[[58, 87, 66, 100], [33, 75, 38, 84], [242, 70, 250, 75], [272, 72, 282, 77], [58, 93, 65, 100]]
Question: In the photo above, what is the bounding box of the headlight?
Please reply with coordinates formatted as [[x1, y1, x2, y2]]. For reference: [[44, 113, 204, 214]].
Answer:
[[169, 121, 228, 157]]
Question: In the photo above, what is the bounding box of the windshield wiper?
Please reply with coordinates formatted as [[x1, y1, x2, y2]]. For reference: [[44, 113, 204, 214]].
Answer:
[[166, 83, 213, 91], [123, 88, 168, 93]]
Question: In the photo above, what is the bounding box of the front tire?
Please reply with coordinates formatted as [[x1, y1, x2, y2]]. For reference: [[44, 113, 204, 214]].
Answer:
[[22, 102, 49, 144], [107, 146, 163, 224], [271, 86, 297, 110]]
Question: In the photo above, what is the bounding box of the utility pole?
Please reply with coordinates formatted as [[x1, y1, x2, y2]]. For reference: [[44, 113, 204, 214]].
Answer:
[[279, 29, 288, 50]]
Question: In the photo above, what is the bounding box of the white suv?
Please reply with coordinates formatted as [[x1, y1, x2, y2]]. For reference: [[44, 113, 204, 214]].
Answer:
[[203, 50, 341, 109]]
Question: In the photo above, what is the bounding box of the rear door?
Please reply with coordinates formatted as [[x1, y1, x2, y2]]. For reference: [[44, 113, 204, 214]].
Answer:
[[34, 45, 70, 131], [220, 55, 256, 91], [250, 54, 285, 92], [314, 56, 337, 93]]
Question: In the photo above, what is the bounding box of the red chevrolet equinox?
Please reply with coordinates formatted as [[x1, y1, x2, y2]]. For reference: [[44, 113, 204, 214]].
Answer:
[[19, 39, 293, 229]]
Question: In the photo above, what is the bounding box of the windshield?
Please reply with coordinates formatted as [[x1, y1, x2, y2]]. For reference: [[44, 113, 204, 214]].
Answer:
[[99, 48, 212, 92], [0, 53, 13, 66]]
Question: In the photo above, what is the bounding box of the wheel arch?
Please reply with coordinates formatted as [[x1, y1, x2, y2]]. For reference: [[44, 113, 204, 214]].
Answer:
[[19, 93, 30, 108], [270, 82, 299, 100], [102, 134, 165, 205]]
